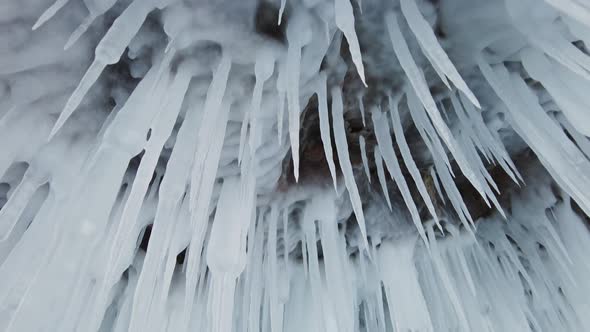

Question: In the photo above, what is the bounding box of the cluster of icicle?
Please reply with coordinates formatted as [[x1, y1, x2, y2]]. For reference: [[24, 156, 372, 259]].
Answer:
[[2, 0, 590, 331]]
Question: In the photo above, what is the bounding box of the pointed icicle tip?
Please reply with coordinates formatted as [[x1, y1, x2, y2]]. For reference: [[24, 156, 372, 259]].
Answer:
[[278, 0, 287, 25], [49, 60, 105, 141], [64, 16, 94, 50], [32, 0, 71, 30], [335, 0, 368, 87]]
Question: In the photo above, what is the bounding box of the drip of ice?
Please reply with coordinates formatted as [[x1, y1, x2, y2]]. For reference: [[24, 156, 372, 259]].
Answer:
[[521, 48, 590, 136], [184, 54, 233, 331], [331, 87, 369, 250], [359, 135, 371, 184], [400, 0, 480, 108], [206, 177, 248, 332], [374, 148, 392, 210], [50, 0, 157, 139], [334, 0, 367, 86], [239, 48, 275, 162], [285, 11, 314, 181], [64, 0, 119, 49], [316, 73, 338, 191], [385, 11, 489, 206], [32, 0, 72, 30], [373, 110, 427, 244], [388, 95, 439, 227], [379, 238, 433, 332], [479, 59, 590, 216]]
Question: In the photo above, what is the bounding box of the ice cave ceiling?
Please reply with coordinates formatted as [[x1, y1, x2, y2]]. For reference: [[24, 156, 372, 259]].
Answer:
[[2, 0, 590, 331]]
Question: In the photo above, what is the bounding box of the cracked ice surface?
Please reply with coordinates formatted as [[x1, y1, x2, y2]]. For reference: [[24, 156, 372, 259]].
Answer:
[[2, 0, 590, 331]]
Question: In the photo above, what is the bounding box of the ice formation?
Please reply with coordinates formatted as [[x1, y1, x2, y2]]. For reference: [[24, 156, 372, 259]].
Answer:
[[2, 0, 590, 331]]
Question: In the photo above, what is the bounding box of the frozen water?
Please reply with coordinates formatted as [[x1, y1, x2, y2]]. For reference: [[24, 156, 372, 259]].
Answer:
[[2, 0, 590, 331]]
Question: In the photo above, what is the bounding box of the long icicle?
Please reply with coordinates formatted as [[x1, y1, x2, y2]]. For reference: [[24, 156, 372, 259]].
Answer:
[[389, 96, 440, 228], [372, 110, 428, 245], [331, 86, 370, 251], [317, 73, 338, 191], [384, 11, 488, 204], [399, 0, 480, 107], [49, 0, 155, 140], [183, 55, 233, 331], [32, 0, 71, 30], [335, 0, 367, 86]]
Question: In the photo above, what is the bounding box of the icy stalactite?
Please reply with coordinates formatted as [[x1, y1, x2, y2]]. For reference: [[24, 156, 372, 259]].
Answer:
[[331, 86, 369, 250], [358, 135, 371, 183], [389, 95, 439, 227], [3, 0, 590, 331], [399, 0, 480, 108], [374, 148, 392, 211], [316, 73, 338, 190], [373, 110, 427, 244]]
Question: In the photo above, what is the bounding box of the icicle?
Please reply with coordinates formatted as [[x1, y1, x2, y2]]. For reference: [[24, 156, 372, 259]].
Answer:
[[49, 0, 155, 139], [358, 92, 366, 126], [331, 87, 369, 250], [109, 68, 189, 279], [239, 49, 275, 162], [521, 48, 590, 137], [479, 59, 590, 216], [0, 170, 46, 240], [359, 136, 371, 183], [557, 113, 590, 159], [65, 18, 92, 49], [389, 96, 439, 226], [459, 93, 522, 183], [448, 93, 487, 158], [120, 73, 192, 332], [426, 225, 471, 331], [278, 0, 287, 25], [189, 54, 232, 211], [429, 138, 476, 230], [385, 11, 488, 203], [276, 61, 287, 145], [32, 0, 71, 30], [246, 212, 266, 332], [379, 238, 433, 332], [372, 110, 428, 244], [267, 205, 284, 332], [64, 0, 119, 49], [374, 149, 392, 210], [318, 195, 355, 332], [207, 177, 248, 332], [544, 0, 590, 28], [182, 100, 232, 332], [302, 198, 330, 331], [399, 0, 480, 107], [429, 166, 445, 202], [317, 73, 338, 191], [285, 12, 313, 182], [183, 54, 232, 330], [507, 0, 590, 81], [335, 0, 367, 86], [282, 208, 290, 277]]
